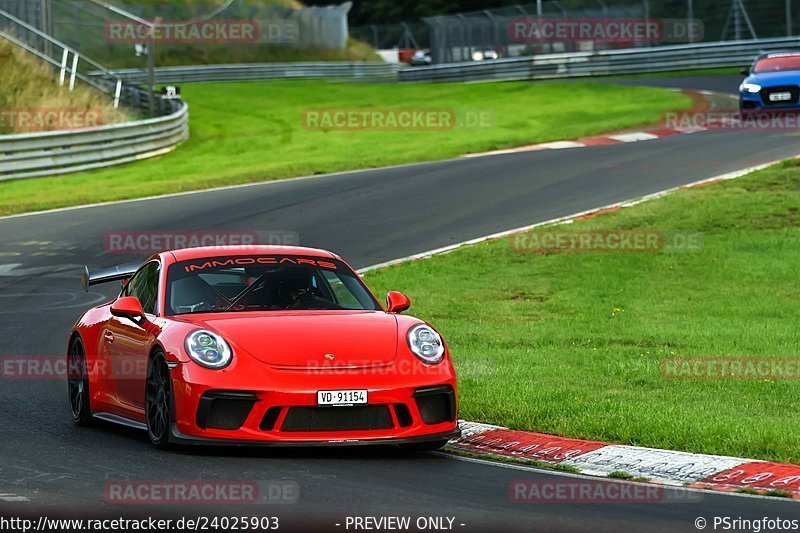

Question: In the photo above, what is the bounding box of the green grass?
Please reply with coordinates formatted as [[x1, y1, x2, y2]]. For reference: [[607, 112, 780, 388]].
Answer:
[[364, 160, 800, 464], [0, 80, 689, 215], [764, 490, 794, 498], [737, 488, 793, 498], [607, 471, 651, 482], [608, 471, 635, 480]]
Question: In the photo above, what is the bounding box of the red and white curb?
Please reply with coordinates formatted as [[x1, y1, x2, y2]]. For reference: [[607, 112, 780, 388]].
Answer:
[[359, 160, 779, 274], [463, 126, 707, 158], [463, 88, 738, 159], [452, 421, 800, 499]]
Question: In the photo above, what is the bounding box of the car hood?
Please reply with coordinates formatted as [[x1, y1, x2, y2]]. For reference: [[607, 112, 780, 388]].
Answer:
[[747, 71, 800, 87], [186, 311, 399, 368]]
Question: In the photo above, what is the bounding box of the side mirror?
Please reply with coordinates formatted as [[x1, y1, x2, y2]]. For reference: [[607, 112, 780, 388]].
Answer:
[[740, 67, 750, 76], [111, 296, 146, 324], [386, 291, 411, 314]]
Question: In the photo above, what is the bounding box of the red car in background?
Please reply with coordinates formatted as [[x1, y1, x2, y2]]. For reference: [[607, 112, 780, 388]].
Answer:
[[68, 246, 459, 451]]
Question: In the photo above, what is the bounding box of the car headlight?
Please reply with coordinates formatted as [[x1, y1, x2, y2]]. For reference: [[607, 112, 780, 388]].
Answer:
[[740, 83, 761, 93], [472, 51, 484, 61], [185, 330, 232, 369], [408, 324, 445, 364]]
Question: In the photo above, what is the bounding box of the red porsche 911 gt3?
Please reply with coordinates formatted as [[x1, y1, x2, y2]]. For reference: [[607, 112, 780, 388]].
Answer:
[[68, 246, 459, 450]]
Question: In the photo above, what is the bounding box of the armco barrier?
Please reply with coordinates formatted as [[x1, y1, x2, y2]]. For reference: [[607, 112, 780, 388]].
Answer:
[[91, 62, 399, 85], [0, 102, 189, 181], [399, 36, 800, 82]]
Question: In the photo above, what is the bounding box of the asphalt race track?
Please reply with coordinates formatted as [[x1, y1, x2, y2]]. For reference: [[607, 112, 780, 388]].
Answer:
[[1, 75, 799, 531], [601, 74, 744, 94]]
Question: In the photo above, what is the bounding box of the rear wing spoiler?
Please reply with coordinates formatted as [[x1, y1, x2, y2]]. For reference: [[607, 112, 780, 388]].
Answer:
[[81, 263, 141, 292]]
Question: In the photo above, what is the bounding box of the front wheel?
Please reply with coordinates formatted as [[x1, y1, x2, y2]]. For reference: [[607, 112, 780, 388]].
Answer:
[[399, 439, 449, 453], [67, 336, 93, 426], [145, 352, 174, 450]]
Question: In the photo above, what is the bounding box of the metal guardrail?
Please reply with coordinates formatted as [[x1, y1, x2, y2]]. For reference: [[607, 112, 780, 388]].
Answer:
[[90, 62, 399, 85], [399, 36, 800, 82], [0, 102, 189, 181]]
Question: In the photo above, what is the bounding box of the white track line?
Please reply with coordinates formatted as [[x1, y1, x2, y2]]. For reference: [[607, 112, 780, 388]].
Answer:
[[0, 159, 446, 222], [0, 88, 724, 223], [607, 132, 660, 142], [435, 453, 794, 503], [359, 160, 782, 274], [0, 494, 30, 502]]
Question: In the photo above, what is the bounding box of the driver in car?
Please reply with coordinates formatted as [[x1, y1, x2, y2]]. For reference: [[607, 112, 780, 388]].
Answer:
[[276, 273, 322, 310]]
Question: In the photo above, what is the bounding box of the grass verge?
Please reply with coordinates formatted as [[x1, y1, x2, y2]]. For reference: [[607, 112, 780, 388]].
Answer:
[[364, 159, 800, 464], [0, 79, 689, 215]]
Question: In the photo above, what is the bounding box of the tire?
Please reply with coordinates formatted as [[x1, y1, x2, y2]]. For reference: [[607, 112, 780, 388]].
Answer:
[[68, 336, 93, 426], [399, 439, 449, 453], [145, 351, 174, 450]]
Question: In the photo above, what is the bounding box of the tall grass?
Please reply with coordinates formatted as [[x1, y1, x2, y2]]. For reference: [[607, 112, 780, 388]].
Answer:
[[0, 39, 130, 134]]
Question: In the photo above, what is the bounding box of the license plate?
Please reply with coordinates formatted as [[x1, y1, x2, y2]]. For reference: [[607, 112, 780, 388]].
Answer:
[[317, 390, 368, 406], [770, 92, 792, 102]]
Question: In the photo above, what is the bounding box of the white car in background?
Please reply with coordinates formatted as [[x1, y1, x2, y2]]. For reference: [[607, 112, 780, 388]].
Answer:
[[471, 50, 500, 61], [410, 50, 433, 66]]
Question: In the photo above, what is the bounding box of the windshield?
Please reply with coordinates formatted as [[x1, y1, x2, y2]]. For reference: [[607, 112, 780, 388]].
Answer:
[[166, 256, 381, 315], [753, 55, 800, 73]]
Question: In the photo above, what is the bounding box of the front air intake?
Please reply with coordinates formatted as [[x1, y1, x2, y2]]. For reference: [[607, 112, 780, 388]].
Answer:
[[280, 406, 394, 432], [196, 391, 258, 430], [413, 386, 456, 425]]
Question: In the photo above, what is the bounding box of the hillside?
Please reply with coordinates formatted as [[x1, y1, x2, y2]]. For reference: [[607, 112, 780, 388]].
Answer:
[[0, 40, 129, 134]]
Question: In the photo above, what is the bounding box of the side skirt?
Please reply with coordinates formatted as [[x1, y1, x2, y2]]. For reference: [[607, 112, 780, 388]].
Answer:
[[92, 412, 147, 431]]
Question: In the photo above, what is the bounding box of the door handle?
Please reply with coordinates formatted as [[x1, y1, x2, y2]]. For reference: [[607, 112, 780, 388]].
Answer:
[[104, 331, 115, 343]]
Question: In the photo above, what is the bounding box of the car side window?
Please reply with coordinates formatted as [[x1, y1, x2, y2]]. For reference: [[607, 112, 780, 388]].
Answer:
[[125, 262, 160, 316]]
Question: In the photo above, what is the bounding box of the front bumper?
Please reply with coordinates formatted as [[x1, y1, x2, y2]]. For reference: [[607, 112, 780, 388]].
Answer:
[[169, 357, 459, 445], [740, 86, 800, 111], [169, 426, 461, 447]]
